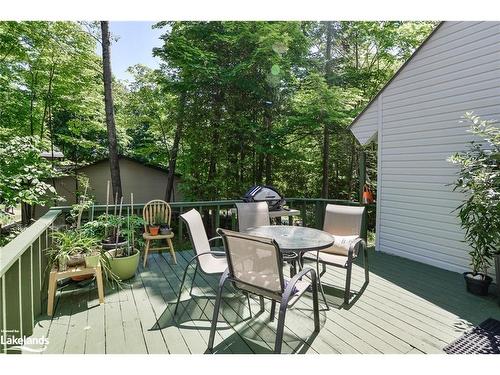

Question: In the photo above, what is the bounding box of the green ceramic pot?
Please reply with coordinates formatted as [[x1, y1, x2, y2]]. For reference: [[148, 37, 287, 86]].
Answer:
[[106, 248, 140, 281]]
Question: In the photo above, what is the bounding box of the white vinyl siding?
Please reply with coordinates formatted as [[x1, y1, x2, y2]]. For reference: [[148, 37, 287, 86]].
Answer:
[[350, 21, 500, 274]]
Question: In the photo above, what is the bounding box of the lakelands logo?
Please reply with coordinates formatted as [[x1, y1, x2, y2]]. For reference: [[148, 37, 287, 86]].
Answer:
[[1, 330, 49, 353]]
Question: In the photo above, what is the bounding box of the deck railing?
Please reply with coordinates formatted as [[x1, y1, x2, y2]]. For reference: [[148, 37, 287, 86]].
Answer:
[[48, 198, 372, 243], [0, 209, 62, 353], [0, 198, 374, 353]]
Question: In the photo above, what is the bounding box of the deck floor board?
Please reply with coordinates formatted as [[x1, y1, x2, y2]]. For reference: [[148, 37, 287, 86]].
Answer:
[[29, 249, 500, 354]]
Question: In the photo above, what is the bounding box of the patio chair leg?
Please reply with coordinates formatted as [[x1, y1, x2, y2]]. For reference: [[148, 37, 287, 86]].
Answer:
[[321, 262, 326, 276], [364, 246, 370, 283], [208, 270, 229, 353], [311, 271, 320, 332], [143, 239, 150, 268], [274, 301, 288, 354], [316, 260, 329, 310], [270, 300, 276, 322], [259, 295, 265, 313], [344, 262, 352, 305], [189, 263, 198, 297], [174, 263, 192, 316], [246, 293, 252, 318], [167, 237, 177, 265]]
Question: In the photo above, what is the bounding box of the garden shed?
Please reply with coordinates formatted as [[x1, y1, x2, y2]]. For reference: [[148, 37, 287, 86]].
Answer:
[[350, 21, 500, 274], [35, 156, 182, 218]]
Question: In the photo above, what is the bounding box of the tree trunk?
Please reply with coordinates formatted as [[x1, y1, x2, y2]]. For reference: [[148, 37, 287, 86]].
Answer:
[[321, 21, 334, 198], [321, 121, 330, 198], [40, 64, 55, 140], [29, 69, 38, 136], [165, 92, 186, 201], [101, 21, 122, 199], [264, 105, 272, 185]]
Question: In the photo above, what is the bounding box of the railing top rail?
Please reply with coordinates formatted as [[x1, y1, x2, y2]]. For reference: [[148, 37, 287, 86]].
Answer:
[[48, 198, 365, 212], [49, 199, 243, 212], [0, 209, 61, 278]]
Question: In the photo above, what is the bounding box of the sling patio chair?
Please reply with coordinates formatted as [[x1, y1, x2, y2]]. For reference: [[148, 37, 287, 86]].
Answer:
[[235, 201, 270, 232], [302, 204, 369, 308], [207, 228, 320, 354], [174, 209, 252, 316]]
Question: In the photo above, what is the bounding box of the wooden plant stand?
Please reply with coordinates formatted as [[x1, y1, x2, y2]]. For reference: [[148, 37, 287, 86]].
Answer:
[[47, 264, 104, 316]]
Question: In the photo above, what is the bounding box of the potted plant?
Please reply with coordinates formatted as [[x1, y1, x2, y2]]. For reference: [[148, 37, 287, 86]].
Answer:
[[102, 193, 142, 281], [158, 214, 171, 235], [448, 112, 500, 296], [48, 230, 99, 271]]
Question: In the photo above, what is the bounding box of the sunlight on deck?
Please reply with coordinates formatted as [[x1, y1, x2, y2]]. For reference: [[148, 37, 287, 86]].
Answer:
[[26, 250, 500, 354]]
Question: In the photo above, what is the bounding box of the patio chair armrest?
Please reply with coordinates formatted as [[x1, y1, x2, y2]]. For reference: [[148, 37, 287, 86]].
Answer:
[[283, 267, 317, 302], [208, 237, 225, 257], [348, 237, 366, 258], [188, 251, 225, 264]]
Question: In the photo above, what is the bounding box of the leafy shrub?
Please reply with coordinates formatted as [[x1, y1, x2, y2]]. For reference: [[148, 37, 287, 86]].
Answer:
[[448, 112, 500, 274]]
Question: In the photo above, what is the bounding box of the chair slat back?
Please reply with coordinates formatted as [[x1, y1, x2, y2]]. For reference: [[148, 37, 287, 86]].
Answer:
[[323, 204, 365, 237], [235, 202, 270, 232], [217, 228, 284, 296], [143, 200, 172, 233]]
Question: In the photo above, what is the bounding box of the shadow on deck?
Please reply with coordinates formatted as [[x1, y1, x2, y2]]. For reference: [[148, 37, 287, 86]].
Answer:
[[26, 248, 500, 354]]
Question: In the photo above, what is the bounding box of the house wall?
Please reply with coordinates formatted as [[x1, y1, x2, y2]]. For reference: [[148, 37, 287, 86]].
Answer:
[[351, 21, 500, 275]]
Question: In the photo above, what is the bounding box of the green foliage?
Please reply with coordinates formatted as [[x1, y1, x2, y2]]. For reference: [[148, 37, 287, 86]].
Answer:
[[0, 136, 62, 207], [69, 174, 94, 228], [0, 21, 106, 163], [47, 229, 100, 268], [448, 113, 500, 274], [153, 212, 165, 226], [82, 213, 147, 248], [1, 21, 436, 209]]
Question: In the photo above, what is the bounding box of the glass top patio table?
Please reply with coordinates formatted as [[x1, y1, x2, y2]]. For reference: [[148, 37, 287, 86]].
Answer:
[[244, 225, 334, 254]]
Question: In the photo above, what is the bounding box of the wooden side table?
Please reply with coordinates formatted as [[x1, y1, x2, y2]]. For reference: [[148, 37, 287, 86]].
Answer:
[[47, 264, 104, 316]]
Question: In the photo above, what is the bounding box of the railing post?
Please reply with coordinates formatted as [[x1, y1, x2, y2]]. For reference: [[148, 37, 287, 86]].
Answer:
[[1, 275, 5, 353], [231, 209, 237, 231], [3, 259, 21, 352], [359, 150, 366, 204], [359, 149, 368, 242], [178, 206, 183, 240], [362, 207, 368, 243], [215, 205, 220, 230], [314, 201, 323, 229], [301, 201, 307, 227]]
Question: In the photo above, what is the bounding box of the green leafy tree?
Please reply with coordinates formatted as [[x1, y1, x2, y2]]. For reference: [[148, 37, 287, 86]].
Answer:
[[0, 136, 62, 224]]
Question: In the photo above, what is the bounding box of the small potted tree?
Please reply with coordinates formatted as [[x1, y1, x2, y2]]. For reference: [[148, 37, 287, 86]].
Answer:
[[149, 213, 162, 236], [449, 112, 500, 296]]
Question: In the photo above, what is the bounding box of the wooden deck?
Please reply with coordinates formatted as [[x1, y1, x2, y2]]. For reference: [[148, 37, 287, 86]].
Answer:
[[26, 248, 500, 354]]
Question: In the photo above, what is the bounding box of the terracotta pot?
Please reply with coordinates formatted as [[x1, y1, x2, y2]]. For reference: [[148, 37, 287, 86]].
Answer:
[[149, 225, 160, 236]]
